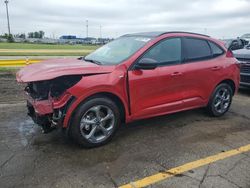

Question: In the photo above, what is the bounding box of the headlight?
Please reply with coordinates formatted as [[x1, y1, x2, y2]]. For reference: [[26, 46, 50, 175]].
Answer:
[[26, 75, 82, 100]]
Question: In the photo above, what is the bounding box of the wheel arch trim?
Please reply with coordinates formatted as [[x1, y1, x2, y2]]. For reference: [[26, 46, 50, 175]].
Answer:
[[216, 79, 237, 95], [63, 90, 129, 128]]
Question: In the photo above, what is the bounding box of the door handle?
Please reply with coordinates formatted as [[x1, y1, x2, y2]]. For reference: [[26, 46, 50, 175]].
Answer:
[[211, 66, 222, 71], [171, 72, 183, 76]]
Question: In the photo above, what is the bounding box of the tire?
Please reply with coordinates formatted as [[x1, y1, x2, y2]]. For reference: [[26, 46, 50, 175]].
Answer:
[[69, 97, 121, 148], [207, 83, 233, 117]]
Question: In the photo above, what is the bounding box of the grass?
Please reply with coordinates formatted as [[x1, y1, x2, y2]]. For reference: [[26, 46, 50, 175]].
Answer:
[[0, 42, 99, 50], [0, 42, 99, 56], [0, 52, 91, 56], [0, 67, 19, 72]]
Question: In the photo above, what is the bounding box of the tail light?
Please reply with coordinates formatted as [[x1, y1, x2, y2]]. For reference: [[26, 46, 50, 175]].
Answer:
[[226, 50, 241, 68], [226, 50, 234, 58], [235, 61, 241, 69]]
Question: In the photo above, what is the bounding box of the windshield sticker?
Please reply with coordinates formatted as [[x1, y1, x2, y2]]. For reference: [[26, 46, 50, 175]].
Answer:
[[135, 38, 151, 42]]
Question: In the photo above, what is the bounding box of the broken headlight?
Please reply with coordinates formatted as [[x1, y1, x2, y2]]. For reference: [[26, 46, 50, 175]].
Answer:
[[26, 75, 82, 100]]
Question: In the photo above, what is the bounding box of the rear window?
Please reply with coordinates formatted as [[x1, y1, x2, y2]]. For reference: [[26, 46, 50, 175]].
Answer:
[[208, 41, 224, 57], [183, 38, 212, 61]]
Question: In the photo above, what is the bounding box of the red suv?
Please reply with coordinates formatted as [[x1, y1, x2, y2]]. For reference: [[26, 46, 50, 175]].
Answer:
[[17, 32, 240, 147]]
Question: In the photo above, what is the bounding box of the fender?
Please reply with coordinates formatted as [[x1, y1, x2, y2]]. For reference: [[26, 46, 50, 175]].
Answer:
[[63, 88, 130, 128]]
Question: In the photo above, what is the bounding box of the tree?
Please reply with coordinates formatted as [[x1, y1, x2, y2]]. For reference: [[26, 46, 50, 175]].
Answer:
[[28, 32, 34, 38], [28, 31, 45, 38], [7, 34, 14, 42], [34, 31, 39, 38], [39, 31, 45, 39], [0, 33, 14, 42], [19, 33, 26, 39], [15, 33, 26, 39], [1, 33, 9, 39]]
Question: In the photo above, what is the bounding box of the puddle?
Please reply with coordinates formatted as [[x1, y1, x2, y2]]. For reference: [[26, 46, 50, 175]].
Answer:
[[18, 119, 36, 147]]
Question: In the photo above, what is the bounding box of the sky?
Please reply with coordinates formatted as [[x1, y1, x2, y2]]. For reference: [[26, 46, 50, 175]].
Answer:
[[0, 0, 250, 39]]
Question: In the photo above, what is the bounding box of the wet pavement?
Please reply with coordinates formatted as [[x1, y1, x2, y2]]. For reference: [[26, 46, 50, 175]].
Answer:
[[0, 73, 250, 188]]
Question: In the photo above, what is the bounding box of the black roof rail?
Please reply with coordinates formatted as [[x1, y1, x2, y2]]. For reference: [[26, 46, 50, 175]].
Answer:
[[160, 31, 210, 37], [121, 31, 210, 38]]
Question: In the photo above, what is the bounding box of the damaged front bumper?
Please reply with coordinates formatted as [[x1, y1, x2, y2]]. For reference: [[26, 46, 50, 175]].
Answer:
[[26, 92, 75, 133]]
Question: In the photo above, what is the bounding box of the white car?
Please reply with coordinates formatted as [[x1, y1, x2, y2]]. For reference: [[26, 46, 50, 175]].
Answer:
[[241, 33, 250, 42]]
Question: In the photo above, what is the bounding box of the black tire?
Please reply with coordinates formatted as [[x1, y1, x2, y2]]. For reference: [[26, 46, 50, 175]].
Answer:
[[207, 83, 233, 117], [69, 97, 121, 148]]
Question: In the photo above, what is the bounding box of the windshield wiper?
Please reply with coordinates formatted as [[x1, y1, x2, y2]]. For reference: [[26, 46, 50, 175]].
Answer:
[[84, 58, 102, 65]]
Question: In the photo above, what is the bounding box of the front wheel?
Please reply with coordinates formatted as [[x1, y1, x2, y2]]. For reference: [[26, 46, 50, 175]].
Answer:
[[207, 83, 233, 117], [69, 97, 121, 148]]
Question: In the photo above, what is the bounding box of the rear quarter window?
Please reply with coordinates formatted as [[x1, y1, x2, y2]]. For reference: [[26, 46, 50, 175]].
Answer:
[[183, 38, 212, 62], [208, 41, 224, 57]]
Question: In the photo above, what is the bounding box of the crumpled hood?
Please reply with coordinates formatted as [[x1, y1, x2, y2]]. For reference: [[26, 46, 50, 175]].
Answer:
[[16, 58, 115, 83]]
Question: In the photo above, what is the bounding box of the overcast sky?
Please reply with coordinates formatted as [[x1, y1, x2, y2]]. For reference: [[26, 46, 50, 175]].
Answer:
[[0, 0, 250, 39]]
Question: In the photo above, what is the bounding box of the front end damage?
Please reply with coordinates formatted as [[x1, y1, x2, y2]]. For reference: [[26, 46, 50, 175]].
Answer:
[[23, 75, 82, 133]]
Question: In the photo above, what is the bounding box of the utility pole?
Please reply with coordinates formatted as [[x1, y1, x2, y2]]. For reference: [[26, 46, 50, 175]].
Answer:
[[86, 20, 88, 38], [4, 0, 11, 36], [100, 25, 102, 39]]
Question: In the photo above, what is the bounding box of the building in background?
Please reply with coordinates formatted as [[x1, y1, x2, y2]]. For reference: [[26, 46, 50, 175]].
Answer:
[[0, 34, 113, 45]]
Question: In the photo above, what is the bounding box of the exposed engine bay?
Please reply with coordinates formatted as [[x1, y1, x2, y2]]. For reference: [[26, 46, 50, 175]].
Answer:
[[25, 75, 82, 100], [25, 75, 82, 133]]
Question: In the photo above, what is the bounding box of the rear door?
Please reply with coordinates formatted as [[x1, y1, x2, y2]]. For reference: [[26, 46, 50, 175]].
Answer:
[[128, 37, 186, 119], [181, 37, 225, 107]]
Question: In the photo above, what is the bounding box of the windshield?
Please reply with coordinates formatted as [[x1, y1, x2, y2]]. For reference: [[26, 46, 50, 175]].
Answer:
[[85, 36, 152, 65]]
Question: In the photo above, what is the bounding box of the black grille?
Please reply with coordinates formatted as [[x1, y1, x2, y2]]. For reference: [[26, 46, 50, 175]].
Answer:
[[236, 58, 250, 74], [240, 64, 250, 73], [236, 57, 250, 62], [241, 75, 250, 83]]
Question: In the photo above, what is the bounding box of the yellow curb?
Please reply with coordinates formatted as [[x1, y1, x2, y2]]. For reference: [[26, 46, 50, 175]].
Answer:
[[0, 59, 41, 67]]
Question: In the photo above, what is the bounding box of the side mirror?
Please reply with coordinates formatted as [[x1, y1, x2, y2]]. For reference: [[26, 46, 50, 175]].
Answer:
[[229, 39, 245, 51], [135, 58, 158, 70]]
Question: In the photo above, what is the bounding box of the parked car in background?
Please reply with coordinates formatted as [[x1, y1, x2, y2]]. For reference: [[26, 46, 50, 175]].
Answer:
[[223, 38, 248, 49], [17, 31, 243, 147], [241, 33, 250, 42], [233, 44, 250, 88]]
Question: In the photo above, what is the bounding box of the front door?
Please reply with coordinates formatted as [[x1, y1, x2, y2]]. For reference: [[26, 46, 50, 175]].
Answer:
[[128, 37, 185, 119]]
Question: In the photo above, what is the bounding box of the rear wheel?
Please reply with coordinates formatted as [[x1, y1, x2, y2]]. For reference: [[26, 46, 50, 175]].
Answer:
[[69, 97, 120, 148], [207, 83, 233, 117]]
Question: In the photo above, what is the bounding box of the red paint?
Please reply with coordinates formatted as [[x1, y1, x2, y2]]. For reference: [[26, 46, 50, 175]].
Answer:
[[16, 58, 115, 82], [52, 92, 72, 109], [27, 96, 53, 115], [26, 92, 73, 115], [17, 32, 240, 127]]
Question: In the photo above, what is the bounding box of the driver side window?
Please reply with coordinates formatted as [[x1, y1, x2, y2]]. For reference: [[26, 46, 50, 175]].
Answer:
[[142, 38, 182, 65]]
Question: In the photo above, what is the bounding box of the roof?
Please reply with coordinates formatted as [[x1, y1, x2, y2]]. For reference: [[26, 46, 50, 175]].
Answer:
[[122, 31, 210, 38]]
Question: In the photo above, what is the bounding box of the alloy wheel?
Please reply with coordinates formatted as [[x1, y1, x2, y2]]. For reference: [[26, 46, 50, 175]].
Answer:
[[80, 105, 115, 143], [213, 87, 231, 114]]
